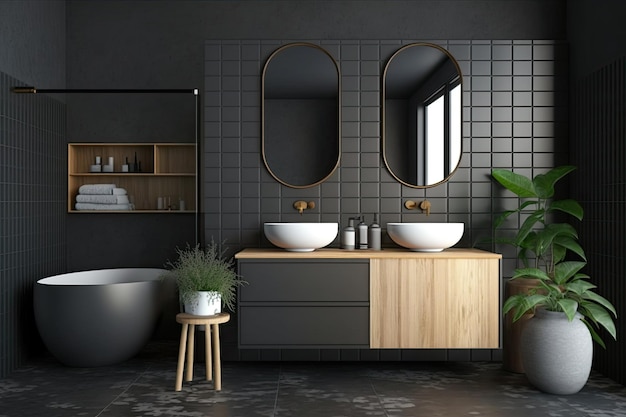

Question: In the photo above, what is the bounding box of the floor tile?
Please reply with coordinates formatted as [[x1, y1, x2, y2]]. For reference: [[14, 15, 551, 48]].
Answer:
[[1, 341, 625, 417]]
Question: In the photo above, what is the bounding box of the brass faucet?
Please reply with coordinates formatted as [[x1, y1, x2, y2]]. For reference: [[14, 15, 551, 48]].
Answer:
[[294, 200, 315, 215], [404, 200, 418, 210], [404, 199, 431, 216], [419, 199, 431, 216]]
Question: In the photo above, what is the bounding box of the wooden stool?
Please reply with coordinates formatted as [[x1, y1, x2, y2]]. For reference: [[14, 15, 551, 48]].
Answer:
[[175, 312, 231, 391]]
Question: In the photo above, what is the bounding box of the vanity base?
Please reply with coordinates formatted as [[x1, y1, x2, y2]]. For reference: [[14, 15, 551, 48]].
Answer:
[[235, 248, 501, 351]]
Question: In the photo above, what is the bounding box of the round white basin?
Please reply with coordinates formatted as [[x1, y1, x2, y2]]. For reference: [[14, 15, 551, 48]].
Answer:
[[264, 222, 338, 252], [386, 222, 464, 252]]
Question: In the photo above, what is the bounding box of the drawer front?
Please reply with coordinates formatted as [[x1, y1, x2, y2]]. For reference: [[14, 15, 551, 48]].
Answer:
[[239, 306, 369, 346], [238, 261, 369, 302]]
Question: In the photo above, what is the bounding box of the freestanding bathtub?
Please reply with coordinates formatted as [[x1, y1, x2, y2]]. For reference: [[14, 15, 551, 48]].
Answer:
[[34, 268, 166, 367]]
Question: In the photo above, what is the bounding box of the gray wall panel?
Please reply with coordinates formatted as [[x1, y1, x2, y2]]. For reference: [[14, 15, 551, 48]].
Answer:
[[0, 0, 66, 378], [0, 1, 65, 88], [568, 0, 626, 383], [0, 72, 66, 378], [206, 39, 567, 360]]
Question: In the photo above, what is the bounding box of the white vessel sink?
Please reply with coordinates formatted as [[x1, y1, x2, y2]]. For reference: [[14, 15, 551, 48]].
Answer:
[[264, 222, 338, 252], [386, 222, 464, 252]]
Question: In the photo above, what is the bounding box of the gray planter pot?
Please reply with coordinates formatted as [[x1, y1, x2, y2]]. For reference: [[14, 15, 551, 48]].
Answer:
[[520, 308, 593, 395]]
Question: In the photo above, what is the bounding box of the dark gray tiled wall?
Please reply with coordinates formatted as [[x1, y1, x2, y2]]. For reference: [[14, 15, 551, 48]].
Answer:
[[571, 56, 626, 384], [204, 39, 567, 361], [0, 72, 66, 378]]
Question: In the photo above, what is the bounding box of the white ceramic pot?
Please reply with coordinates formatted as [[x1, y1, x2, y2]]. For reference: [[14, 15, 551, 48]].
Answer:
[[183, 291, 222, 316], [520, 308, 593, 395]]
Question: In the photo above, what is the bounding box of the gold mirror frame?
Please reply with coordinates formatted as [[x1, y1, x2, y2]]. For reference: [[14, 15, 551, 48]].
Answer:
[[262, 42, 341, 189], [382, 43, 463, 188]]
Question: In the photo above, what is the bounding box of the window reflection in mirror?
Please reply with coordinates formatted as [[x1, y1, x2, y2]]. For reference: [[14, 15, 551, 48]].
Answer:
[[262, 43, 340, 188], [383, 43, 462, 188]]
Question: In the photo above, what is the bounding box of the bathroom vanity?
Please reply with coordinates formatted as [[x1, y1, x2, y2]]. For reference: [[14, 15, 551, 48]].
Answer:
[[235, 248, 501, 350]]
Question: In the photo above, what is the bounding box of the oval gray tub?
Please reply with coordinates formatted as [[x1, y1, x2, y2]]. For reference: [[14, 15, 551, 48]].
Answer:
[[34, 268, 166, 367]]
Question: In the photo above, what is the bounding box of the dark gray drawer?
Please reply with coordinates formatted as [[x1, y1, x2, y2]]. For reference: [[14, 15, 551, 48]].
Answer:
[[239, 306, 369, 346], [238, 260, 369, 302]]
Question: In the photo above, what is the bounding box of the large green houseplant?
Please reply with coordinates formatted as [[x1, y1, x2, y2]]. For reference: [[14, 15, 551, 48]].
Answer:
[[166, 241, 245, 314], [492, 165, 617, 394]]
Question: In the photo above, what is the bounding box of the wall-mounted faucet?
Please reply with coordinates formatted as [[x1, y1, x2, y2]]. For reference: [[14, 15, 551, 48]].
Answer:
[[404, 199, 431, 216], [294, 200, 315, 215]]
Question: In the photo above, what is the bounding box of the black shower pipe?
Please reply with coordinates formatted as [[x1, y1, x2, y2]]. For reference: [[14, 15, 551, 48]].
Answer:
[[12, 86, 196, 94]]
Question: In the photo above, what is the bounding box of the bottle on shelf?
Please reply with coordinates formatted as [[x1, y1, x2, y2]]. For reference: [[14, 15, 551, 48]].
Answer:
[[133, 152, 139, 172]]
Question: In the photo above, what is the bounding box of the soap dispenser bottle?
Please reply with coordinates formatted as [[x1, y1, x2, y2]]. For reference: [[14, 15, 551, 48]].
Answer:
[[368, 214, 381, 250], [341, 218, 356, 250], [358, 215, 369, 249]]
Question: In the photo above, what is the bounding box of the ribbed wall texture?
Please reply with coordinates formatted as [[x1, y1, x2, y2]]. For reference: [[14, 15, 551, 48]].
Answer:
[[204, 39, 567, 361], [571, 57, 625, 384], [0, 72, 66, 378]]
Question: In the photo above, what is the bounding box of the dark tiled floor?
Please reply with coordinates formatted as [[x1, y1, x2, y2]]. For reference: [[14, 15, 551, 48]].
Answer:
[[1, 341, 625, 417]]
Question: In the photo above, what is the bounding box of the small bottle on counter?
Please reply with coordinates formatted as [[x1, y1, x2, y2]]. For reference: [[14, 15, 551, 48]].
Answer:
[[341, 217, 356, 250], [369, 213, 381, 250], [358, 215, 368, 249]]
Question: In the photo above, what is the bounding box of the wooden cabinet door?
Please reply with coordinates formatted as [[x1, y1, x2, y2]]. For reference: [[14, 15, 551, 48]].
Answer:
[[370, 258, 500, 349]]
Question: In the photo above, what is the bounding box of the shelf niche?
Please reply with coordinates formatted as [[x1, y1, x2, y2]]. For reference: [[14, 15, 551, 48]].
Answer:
[[68, 143, 196, 213]]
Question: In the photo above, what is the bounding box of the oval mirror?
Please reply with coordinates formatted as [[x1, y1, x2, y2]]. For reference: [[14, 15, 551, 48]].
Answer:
[[262, 43, 341, 188], [382, 43, 462, 187]]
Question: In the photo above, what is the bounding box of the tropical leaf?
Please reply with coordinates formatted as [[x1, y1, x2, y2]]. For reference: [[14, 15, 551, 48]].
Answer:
[[504, 294, 547, 322], [581, 302, 617, 341], [551, 244, 567, 265], [512, 268, 550, 281], [536, 224, 578, 260], [545, 223, 578, 239], [493, 210, 517, 229], [556, 298, 579, 321], [550, 199, 584, 221], [493, 201, 538, 229], [583, 291, 617, 317], [553, 261, 586, 285], [502, 294, 524, 315], [582, 319, 607, 349], [553, 235, 586, 261], [565, 280, 596, 295], [492, 169, 537, 197], [533, 165, 577, 199], [515, 211, 545, 247]]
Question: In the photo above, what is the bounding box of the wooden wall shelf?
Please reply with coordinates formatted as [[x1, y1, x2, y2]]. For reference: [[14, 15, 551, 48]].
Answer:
[[68, 143, 196, 213]]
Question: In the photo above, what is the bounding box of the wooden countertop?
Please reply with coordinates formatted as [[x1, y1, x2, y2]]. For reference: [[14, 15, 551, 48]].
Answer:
[[235, 247, 501, 259]]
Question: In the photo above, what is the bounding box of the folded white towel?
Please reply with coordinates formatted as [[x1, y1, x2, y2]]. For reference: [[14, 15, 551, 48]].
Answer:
[[112, 188, 127, 195], [78, 184, 117, 195], [75, 203, 132, 211], [76, 195, 130, 204]]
